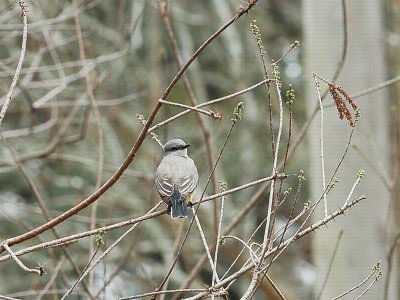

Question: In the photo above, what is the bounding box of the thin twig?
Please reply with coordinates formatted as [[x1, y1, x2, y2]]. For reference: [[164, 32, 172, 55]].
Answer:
[[314, 74, 328, 216], [344, 173, 362, 206], [192, 209, 220, 282], [60, 203, 162, 299], [148, 79, 271, 133], [159, 222, 186, 300], [354, 276, 380, 300], [274, 40, 299, 65], [351, 74, 400, 99], [330, 264, 380, 300], [212, 186, 226, 290], [61, 238, 102, 300], [0, 2, 28, 128], [158, 99, 221, 119], [263, 274, 286, 300], [1, 242, 42, 275], [262, 125, 358, 272], [221, 235, 261, 266]]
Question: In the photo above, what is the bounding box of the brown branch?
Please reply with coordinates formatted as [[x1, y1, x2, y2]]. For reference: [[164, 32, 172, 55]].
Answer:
[[0, 175, 283, 263]]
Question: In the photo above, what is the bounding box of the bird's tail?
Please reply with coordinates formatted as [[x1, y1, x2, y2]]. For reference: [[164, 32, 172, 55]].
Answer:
[[170, 188, 188, 219]]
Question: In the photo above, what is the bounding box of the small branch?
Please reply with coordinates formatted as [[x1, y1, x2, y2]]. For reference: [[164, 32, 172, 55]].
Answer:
[[351, 74, 400, 99], [158, 99, 222, 120], [344, 170, 364, 206], [263, 274, 286, 300], [1, 242, 42, 276], [148, 79, 271, 133], [212, 183, 226, 290], [0, 2, 28, 128], [192, 208, 220, 282], [274, 40, 300, 65], [354, 275, 380, 300], [314, 74, 328, 216], [221, 235, 261, 266], [330, 263, 381, 300], [159, 222, 186, 300]]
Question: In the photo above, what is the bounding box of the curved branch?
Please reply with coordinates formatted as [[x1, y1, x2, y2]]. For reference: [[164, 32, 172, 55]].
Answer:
[[0, 4, 28, 127]]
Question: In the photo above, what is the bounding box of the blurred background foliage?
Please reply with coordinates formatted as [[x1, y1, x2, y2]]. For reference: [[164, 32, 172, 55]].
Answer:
[[0, 0, 398, 299]]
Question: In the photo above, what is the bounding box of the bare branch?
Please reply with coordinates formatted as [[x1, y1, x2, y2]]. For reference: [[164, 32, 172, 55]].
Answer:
[[0, 2, 28, 128]]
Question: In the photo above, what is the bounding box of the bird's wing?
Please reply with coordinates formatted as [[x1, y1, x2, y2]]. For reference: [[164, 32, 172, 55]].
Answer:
[[155, 173, 174, 197], [179, 161, 199, 196]]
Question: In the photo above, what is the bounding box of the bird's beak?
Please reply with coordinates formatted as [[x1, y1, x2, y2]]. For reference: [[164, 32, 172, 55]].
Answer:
[[183, 144, 191, 149]]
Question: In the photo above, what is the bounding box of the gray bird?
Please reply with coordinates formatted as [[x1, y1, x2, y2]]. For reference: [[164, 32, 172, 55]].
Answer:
[[155, 139, 199, 218]]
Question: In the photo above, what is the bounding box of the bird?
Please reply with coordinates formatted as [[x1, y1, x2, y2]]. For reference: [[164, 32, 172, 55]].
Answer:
[[155, 139, 199, 218]]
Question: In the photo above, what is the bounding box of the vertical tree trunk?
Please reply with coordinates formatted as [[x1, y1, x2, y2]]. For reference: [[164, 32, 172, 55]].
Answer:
[[303, 0, 397, 299]]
